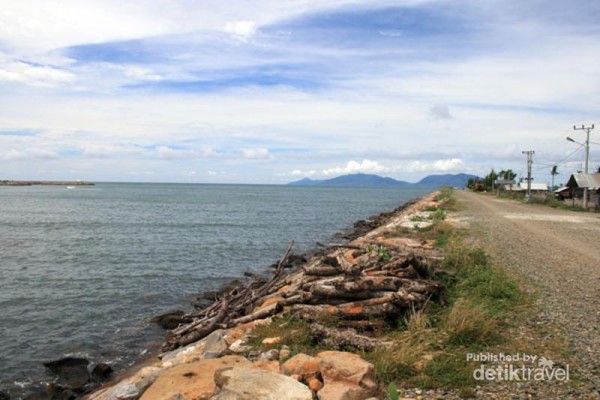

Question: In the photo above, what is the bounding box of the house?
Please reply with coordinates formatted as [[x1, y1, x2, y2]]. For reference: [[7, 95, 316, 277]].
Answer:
[[508, 182, 548, 192], [566, 173, 600, 208], [554, 186, 571, 200]]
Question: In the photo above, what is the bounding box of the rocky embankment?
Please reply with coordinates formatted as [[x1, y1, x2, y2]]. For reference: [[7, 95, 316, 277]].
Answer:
[[55, 191, 445, 400]]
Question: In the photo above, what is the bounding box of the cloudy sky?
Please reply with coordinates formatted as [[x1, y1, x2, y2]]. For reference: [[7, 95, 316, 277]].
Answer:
[[1, 0, 599, 184]]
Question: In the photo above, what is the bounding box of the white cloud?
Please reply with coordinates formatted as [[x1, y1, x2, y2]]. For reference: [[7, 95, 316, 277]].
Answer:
[[408, 158, 464, 172], [322, 159, 392, 176], [290, 169, 317, 176], [224, 21, 257, 40], [241, 147, 270, 159], [0, 61, 74, 87], [1, 148, 59, 161], [155, 146, 199, 159]]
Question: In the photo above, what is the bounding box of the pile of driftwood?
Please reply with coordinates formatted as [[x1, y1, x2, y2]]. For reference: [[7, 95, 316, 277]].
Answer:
[[164, 237, 445, 351]]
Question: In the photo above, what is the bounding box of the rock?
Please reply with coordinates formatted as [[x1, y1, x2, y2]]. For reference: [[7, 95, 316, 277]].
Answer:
[[318, 382, 371, 400], [92, 363, 113, 381], [228, 339, 251, 354], [43, 357, 90, 390], [307, 377, 323, 392], [281, 354, 321, 381], [253, 360, 281, 373], [212, 367, 313, 400], [279, 345, 291, 361], [110, 383, 139, 400], [134, 368, 163, 395], [202, 329, 229, 359], [36, 384, 78, 400], [0, 390, 9, 400], [258, 349, 279, 362], [317, 351, 377, 400], [261, 337, 282, 345], [161, 341, 204, 366], [151, 310, 186, 330], [140, 355, 250, 400], [89, 382, 139, 400]]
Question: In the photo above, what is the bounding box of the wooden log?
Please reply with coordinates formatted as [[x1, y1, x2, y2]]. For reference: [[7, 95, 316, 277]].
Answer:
[[230, 302, 283, 325], [303, 265, 341, 276], [311, 284, 394, 300], [177, 296, 230, 347], [336, 254, 362, 276], [291, 301, 401, 319], [308, 323, 377, 351], [334, 276, 402, 292], [282, 292, 313, 305]]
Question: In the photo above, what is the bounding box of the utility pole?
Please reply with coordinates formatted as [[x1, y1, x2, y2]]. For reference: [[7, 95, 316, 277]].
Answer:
[[573, 124, 594, 209], [522, 150, 534, 203]]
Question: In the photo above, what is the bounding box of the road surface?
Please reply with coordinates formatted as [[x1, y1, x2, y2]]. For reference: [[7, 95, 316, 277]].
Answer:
[[454, 190, 600, 398]]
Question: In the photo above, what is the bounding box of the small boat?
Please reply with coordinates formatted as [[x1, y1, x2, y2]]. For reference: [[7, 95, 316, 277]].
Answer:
[[66, 186, 76, 189]]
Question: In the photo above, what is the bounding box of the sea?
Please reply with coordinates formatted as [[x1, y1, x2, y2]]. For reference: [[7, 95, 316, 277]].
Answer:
[[0, 183, 429, 396]]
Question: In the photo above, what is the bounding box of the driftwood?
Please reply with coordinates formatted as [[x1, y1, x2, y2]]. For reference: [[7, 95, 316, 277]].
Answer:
[[308, 323, 378, 351], [164, 234, 445, 352]]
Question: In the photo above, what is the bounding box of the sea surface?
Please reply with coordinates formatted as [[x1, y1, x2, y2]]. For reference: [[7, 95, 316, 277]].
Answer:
[[0, 183, 429, 396]]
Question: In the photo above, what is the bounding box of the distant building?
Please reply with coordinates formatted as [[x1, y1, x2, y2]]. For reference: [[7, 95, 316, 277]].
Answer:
[[507, 182, 548, 192], [554, 186, 571, 200], [566, 173, 600, 208]]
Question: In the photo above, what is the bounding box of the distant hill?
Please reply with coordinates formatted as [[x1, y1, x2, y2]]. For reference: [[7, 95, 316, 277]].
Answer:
[[288, 173, 478, 188], [288, 174, 412, 188], [417, 173, 479, 188]]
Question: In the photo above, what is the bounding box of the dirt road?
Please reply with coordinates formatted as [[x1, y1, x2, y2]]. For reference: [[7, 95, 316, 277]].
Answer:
[[455, 190, 600, 398]]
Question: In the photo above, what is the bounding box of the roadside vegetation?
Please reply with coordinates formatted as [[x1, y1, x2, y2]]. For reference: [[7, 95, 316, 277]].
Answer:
[[247, 187, 570, 398]]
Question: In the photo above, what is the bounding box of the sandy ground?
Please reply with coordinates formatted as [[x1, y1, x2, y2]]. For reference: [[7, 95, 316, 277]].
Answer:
[[455, 190, 600, 399]]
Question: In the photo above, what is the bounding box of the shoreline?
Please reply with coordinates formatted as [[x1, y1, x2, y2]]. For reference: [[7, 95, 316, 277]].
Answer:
[[8, 192, 431, 400], [0, 180, 95, 187]]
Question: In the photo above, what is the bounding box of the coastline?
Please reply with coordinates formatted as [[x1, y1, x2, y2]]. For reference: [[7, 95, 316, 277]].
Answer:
[[0, 181, 95, 186], [78, 191, 441, 400]]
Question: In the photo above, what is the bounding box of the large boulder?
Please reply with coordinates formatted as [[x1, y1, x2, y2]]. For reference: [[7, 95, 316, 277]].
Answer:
[[202, 330, 229, 359], [139, 355, 250, 400], [43, 357, 90, 390], [212, 367, 313, 400], [317, 351, 377, 400]]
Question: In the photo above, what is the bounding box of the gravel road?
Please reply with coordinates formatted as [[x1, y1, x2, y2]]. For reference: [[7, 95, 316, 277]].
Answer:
[[454, 190, 600, 399]]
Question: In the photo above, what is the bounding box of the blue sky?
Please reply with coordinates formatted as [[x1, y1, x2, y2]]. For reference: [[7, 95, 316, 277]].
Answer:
[[0, 0, 599, 184]]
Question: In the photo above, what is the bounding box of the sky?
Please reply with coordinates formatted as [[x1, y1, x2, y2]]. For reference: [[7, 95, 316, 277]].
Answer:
[[1, 0, 599, 184]]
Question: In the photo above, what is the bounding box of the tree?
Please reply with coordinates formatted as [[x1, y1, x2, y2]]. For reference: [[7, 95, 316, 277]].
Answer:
[[551, 165, 559, 190], [498, 169, 517, 181], [483, 169, 498, 191]]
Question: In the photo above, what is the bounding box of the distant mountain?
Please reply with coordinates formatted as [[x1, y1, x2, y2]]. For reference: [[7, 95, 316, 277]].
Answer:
[[417, 173, 479, 188], [288, 173, 478, 188], [288, 174, 412, 187]]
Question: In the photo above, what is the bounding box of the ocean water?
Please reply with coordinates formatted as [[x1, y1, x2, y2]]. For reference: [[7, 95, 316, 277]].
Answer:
[[0, 183, 429, 395]]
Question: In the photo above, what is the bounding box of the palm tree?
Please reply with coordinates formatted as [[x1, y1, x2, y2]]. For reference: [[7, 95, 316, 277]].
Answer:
[[551, 166, 559, 190], [498, 169, 517, 181]]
